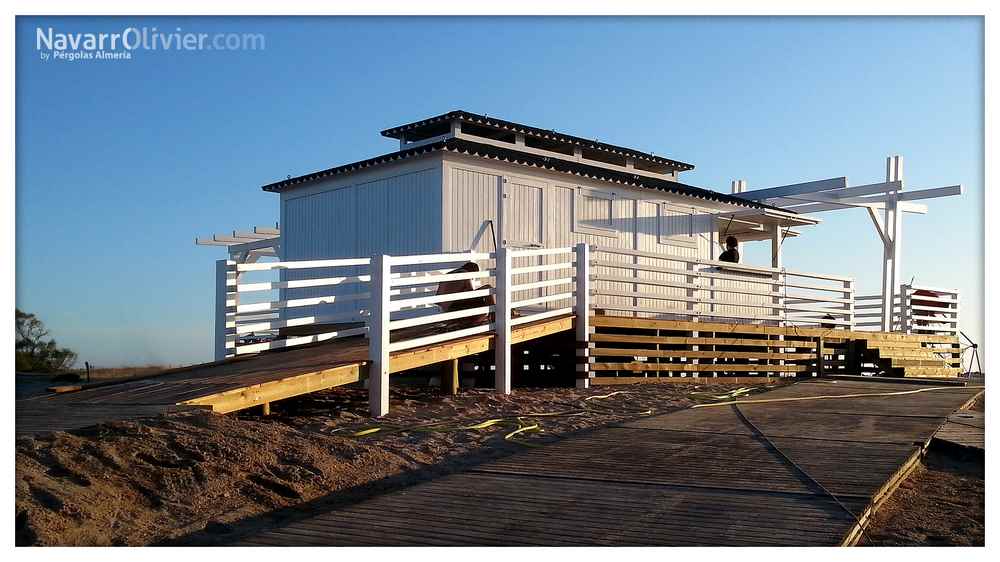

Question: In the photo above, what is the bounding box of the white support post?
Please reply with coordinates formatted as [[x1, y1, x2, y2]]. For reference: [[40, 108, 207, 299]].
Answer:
[[768, 225, 785, 373], [730, 179, 748, 260], [770, 224, 785, 326], [686, 260, 701, 372], [844, 279, 855, 331], [899, 284, 912, 334], [574, 243, 591, 388], [495, 246, 512, 394], [215, 259, 237, 361], [368, 254, 391, 417], [880, 155, 903, 332]]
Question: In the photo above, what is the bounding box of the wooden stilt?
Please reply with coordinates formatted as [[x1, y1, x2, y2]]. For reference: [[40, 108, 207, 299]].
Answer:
[[816, 337, 825, 377], [441, 358, 459, 395], [262, 401, 271, 416]]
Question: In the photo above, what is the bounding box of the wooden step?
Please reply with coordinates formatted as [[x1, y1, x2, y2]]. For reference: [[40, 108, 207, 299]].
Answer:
[[589, 362, 807, 373], [877, 349, 959, 360], [588, 348, 818, 361], [901, 366, 960, 378], [890, 358, 950, 368], [865, 340, 927, 350]]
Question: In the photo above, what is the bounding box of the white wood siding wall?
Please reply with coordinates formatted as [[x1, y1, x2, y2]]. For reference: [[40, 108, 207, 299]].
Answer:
[[442, 155, 724, 318], [272, 150, 774, 326], [279, 158, 443, 320]]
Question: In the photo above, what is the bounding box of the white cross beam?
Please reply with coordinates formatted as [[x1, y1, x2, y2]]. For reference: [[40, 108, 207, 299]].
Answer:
[[733, 156, 963, 332]]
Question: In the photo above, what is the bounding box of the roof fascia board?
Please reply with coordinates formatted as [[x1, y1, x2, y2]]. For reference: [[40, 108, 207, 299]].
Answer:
[[451, 130, 680, 184], [734, 177, 848, 201], [382, 110, 695, 171]]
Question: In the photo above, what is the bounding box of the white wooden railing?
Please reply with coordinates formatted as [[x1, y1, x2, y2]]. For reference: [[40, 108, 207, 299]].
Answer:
[[853, 284, 959, 336], [587, 245, 855, 328], [900, 284, 960, 336], [854, 293, 903, 332], [383, 251, 497, 354], [215, 257, 373, 358], [367, 246, 582, 413], [214, 244, 962, 417]]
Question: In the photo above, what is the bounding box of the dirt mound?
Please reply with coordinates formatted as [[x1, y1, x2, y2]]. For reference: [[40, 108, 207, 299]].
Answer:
[[862, 394, 985, 546], [16, 382, 768, 546], [862, 447, 984, 546]]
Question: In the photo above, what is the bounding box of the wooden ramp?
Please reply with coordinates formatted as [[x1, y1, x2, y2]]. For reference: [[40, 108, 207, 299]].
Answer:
[[15, 315, 573, 437], [238, 379, 981, 547]]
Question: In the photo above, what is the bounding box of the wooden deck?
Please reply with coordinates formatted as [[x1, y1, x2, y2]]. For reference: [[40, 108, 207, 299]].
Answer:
[[933, 411, 984, 453], [238, 379, 981, 546], [15, 315, 573, 437]]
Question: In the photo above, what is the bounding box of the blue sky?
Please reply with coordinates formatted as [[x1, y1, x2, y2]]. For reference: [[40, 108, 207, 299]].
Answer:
[[15, 16, 983, 367]]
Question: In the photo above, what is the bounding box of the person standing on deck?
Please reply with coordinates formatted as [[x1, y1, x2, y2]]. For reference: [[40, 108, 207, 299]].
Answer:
[[717, 235, 741, 375], [718, 236, 740, 263]]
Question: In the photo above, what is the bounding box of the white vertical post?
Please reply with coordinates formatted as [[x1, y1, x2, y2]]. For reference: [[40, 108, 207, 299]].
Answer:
[[686, 260, 701, 372], [768, 225, 785, 373], [495, 246, 512, 394], [574, 243, 591, 389], [770, 225, 785, 327], [899, 284, 912, 334], [215, 259, 236, 361], [731, 179, 747, 260], [368, 254, 391, 417], [880, 155, 903, 332], [844, 279, 855, 331]]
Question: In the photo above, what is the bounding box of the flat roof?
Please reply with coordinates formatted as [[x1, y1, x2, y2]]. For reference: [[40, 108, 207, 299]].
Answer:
[[380, 110, 696, 172], [261, 137, 782, 212]]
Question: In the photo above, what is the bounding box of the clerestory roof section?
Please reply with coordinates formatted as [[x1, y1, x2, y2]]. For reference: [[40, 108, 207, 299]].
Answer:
[[380, 110, 696, 174], [261, 137, 786, 214]]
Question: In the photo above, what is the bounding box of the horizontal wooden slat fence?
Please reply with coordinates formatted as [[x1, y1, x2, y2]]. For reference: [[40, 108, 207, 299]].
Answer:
[[853, 285, 959, 337], [900, 284, 959, 336], [587, 245, 855, 329], [216, 257, 372, 358]]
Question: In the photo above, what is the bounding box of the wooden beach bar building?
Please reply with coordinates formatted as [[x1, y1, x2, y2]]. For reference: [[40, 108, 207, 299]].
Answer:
[[195, 110, 965, 417]]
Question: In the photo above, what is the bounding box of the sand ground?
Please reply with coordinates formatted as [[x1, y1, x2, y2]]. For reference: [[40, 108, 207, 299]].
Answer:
[[16, 381, 772, 546]]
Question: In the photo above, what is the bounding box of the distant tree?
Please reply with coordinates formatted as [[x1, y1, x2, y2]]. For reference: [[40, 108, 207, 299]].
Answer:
[[15, 309, 77, 373]]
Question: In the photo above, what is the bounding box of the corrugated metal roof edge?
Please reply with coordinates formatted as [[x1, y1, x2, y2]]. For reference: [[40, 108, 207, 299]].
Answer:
[[261, 138, 782, 213], [380, 110, 696, 171]]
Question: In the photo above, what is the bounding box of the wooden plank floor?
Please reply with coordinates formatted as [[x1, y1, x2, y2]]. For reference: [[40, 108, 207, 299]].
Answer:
[[15, 315, 574, 436], [933, 411, 984, 452], [238, 379, 981, 546]]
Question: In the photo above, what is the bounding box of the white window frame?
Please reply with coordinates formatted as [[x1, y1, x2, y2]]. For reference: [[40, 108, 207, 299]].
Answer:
[[657, 203, 697, 249], [572, 186, 617, 238]]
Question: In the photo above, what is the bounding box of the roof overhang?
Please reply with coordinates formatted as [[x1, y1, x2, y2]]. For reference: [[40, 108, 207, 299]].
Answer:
[[262, 138, 786, 214], [716, 208, 821, 242], [380, 110, 695, 173]]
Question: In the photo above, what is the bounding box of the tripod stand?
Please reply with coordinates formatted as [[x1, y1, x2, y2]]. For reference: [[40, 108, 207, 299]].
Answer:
[[959, 331, 982, 377]]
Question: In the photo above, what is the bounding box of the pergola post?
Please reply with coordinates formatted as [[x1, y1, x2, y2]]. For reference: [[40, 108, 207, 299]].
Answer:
[[730, 179, 748, 260], [880, 156, 903, 332], [770, 224, 785, 327]]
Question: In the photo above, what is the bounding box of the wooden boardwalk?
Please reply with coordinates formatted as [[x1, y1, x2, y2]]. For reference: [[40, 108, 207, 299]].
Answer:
[[238, 379, 981, 546], [15, 315, 573, 437], [933, 411, 984, 452]]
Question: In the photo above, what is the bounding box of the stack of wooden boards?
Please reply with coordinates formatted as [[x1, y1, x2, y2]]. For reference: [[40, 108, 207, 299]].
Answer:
[[582, 316, 961, 383], [861, 338, 961, 378]]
